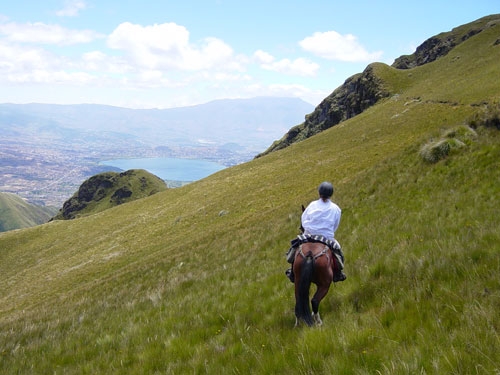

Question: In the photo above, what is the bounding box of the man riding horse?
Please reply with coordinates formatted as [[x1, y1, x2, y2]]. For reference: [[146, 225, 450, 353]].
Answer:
[[286, 181, 346, 283]]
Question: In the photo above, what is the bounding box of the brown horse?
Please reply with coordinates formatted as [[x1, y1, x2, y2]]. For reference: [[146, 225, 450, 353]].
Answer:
[[293, 242, 335, 326]]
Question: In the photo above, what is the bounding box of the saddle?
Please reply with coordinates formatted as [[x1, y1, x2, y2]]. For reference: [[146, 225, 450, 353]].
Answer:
[[287, 234, 344, 269]]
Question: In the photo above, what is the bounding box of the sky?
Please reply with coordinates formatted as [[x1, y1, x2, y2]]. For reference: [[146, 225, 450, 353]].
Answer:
[[0, 1, 498, 109]]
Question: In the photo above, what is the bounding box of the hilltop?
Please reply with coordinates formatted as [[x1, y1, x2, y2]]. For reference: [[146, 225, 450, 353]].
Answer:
[[0, 169, 167, 230], [51, 169, 168, 220], [0, 192, 57, 232], [0, 15, 499, 374]]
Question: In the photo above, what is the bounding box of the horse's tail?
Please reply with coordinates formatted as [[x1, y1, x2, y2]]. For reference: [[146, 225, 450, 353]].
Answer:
[[296, 253, 314, 326]]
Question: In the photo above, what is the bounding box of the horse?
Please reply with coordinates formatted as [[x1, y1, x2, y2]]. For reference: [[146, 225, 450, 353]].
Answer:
[[293, 241, 335, 327]]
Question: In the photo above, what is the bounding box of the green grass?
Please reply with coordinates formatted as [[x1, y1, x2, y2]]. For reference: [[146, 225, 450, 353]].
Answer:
[[1, 18, 500, 374]]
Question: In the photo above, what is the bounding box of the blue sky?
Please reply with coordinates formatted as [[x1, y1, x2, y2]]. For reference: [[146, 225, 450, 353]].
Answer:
[[0, 0, 498, 108]]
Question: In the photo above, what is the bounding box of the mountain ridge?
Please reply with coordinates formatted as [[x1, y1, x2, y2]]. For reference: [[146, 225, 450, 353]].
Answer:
[[392, 13, 500, 69], [257, 14, 500, 157]]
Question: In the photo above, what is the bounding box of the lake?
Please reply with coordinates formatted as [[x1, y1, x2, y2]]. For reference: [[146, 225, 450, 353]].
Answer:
[[99, 157, 226, 182]]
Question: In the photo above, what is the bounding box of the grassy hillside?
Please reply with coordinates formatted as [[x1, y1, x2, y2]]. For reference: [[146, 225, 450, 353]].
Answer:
[[0, 192, 57, 232], [0, 18, 499, 374]]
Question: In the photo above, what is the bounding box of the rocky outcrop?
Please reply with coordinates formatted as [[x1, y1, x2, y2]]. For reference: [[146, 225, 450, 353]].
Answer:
[[256, 64, 390, 157], [392, 14, 500, 69]]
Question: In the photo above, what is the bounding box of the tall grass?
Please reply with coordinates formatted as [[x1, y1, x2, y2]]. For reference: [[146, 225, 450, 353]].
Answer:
[[1, 127, 498, 374]]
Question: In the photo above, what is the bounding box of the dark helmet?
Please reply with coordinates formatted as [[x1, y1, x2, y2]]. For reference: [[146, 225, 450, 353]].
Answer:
[[318, 181, 334, 198]]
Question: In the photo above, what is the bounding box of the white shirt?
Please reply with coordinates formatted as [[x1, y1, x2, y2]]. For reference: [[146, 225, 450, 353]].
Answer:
[[301, 198, 341, 240]]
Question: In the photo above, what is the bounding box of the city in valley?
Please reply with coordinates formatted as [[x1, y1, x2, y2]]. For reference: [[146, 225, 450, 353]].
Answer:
[[0, 134, 253, 208], [0, 98, 312, 208]]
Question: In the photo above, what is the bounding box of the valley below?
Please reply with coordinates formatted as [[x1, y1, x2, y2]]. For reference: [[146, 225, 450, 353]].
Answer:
[[0, 97, 312, 207], [0, 131, 254, 207]]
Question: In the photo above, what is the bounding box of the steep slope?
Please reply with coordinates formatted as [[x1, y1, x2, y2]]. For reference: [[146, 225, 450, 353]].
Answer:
[[0, 192, 57, 231], [51, 169, 168, 220], [0, 17, 499, 374], [258, 14, 500, 157]]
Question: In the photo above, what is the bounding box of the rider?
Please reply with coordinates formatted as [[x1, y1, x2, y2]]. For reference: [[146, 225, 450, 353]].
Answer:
[[286, 181, 346, 283]]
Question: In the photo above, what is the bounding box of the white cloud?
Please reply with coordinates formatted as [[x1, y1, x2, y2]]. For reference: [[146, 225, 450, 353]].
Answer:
[[107, 22, 240, 71], [0, 17, 332, 107], [56, 0, 88, 17], [253, 50, 319, 76], [0, 41, 52, 73], [0, 21, 102, 45], [253, 49, 274, 64], [0, 40, 96, 84], [264, 57, 319, 76], [300, 31, 383, 62], [15, 70, 94, 84], [81, 50, 131, 74]]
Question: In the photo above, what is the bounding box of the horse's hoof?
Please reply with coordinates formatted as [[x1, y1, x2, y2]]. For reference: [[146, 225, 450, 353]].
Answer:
[[312, 313, 323, 326]]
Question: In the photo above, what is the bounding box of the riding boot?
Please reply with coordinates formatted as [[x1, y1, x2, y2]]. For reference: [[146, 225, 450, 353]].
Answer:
[[285, 266, 295, 283], [331, 255, 346, 282], [333, 269, 346, 282]]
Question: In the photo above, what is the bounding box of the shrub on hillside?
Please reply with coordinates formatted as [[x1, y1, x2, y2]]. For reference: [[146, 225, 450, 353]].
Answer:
[[420, 139, 454, 163], [443, 125, 477, 144], [469, 102, 500, 130], [420, 125, 474, 163]]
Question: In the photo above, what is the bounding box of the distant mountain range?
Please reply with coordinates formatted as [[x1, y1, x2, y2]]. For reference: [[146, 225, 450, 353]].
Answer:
[[0, 96, 314, 153]]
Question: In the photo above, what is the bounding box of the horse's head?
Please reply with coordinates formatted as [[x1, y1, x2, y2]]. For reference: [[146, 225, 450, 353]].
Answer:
[[299, 204, 305, 233]]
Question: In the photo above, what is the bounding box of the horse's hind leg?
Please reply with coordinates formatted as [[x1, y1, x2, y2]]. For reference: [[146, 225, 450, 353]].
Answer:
[[311, 286, 328, 314], [311, 298, 323, 326], [311, 285, 329, 326]]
